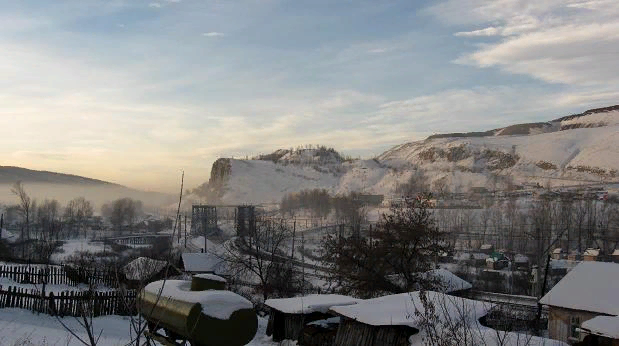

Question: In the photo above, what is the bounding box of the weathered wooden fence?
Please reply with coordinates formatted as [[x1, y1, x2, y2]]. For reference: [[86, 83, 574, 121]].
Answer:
[[0, 285, 136, 317], [0, 265, 118, 287]]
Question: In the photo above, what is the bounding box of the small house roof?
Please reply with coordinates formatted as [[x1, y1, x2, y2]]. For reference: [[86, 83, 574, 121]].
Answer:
[[540, 261, 619, 315], [552, 248, 563, 254], [426, 269, 472, 292], [265, 294, 360, 314], [123, 257, 167, 281], [580, 316, 619, 339], [182, 252, 226, 273], [584, 248, 600, 257], [612, 249, 619, 256], [514, 254, 529, 263], [330, 291, 493, 329]]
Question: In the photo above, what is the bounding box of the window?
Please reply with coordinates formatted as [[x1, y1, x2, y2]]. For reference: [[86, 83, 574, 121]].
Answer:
[[570, 316, 581, 339]]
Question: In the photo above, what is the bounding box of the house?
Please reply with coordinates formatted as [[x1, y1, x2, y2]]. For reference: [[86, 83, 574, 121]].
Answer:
[[514, 254, 530, 271], [180, 252, 227, 275], [480, 244, 494, 254], [577, 315, 619, 346], [329, 291, 565, 346], [612, 250, 619, 264], [583, 249, 600, 262], [553, 248, 565, 260], [264, 294, 360, 343], [540, 261, 619, 344]]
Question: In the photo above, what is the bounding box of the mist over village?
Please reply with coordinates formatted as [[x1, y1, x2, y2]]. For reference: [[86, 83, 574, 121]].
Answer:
[[1, 1, 618, 346]]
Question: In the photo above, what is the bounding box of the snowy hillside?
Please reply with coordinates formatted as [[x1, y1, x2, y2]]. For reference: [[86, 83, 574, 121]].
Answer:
[[198, 106, 619, 204]]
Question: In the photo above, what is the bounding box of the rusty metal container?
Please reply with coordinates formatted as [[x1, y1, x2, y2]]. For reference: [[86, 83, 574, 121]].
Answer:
[[138, 276, 257, 346]]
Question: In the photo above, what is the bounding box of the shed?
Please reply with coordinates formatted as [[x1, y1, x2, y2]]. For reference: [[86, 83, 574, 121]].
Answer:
[[553, 248, 565, 260], [181, 252, 227, 275], [331, 291, 566, 346], [583, 248, 600, 262], [514, 254, 530, 270], [540, 261, 619, 344], [480, 244, 494, 254], [612, 249, 619, 264], [264, 294, 360, 343], [578, 315, 619, 345], [123, 257, 180, 287]]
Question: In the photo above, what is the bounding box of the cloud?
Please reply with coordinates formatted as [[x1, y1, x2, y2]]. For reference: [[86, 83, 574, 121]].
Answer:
[[368, 48, 388, 54], [454, 27, 500, 37], [429, 0, 619, 86], [202, 32, 224, 37], [148, 2, 161, 8]]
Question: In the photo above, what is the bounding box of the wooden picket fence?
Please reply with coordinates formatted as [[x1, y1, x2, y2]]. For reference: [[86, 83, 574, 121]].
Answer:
[[0, 285, 136, 317], [0, 265, 118, 288]]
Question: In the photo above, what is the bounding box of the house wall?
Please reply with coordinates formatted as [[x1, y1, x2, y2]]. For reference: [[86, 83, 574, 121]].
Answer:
[[548, 306, 604, 344]]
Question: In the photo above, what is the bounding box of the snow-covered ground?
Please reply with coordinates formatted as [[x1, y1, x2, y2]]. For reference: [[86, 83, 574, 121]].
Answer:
[[0, 308, 275, 346], [51, 239, 107, 263]]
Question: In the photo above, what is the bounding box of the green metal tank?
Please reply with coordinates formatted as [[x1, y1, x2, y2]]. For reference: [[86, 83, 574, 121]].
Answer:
[[138, 275, 257, 346]]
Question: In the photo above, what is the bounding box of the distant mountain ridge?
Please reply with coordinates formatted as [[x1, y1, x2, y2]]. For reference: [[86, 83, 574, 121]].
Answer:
[[0, 166, 122, 186], [428, 105, 619, 140], [0, 166, 175, 207]]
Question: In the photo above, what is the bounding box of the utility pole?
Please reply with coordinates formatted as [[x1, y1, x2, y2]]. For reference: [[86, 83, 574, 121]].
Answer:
[[184, 214, 187, 248], [291, 220, 296, 260], [301, 232, 305, 295]]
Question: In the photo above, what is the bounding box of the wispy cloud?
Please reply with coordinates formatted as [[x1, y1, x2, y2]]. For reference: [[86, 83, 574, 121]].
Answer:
[[148, 2, 161, 8], [202, 32, 224, 37], [430, 0, 619, 86], [454, 27, 500, 37]]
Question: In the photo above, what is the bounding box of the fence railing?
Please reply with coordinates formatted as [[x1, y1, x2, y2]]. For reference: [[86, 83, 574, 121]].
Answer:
[[0, 285, 136, 317], [0, 265, 118, 288]]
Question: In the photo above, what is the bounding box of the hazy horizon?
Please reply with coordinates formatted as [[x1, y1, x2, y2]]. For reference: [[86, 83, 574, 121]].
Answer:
[[2, 0, 618, 192]]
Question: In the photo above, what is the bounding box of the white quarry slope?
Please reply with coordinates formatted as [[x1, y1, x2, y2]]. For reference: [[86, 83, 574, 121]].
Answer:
[[205, 108, 619, 204]]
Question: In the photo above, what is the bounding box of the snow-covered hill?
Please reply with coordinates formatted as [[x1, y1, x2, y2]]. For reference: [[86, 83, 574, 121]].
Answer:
[[197, 106, 619, 204]]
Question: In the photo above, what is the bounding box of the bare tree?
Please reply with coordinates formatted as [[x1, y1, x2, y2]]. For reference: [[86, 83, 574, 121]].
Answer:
[[101, 198, 143, 234], [223, 219, 298, 301], [65, 197, 94, 238], [11, 181, 33, 240]]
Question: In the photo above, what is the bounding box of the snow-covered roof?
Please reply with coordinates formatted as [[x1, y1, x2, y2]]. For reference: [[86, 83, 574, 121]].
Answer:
[[194, 273, 227, 283], [514, 254, 529, 263], [454, 252, 471, 261], [123, 257, 167, 281], [425, 269, 472, 292], [580, 316, 619, 339], [550, 259, 581, 270], [552, 248, 563, 254], [612, 249, 619, 256], [584, 248, 600, 257], [182, 252, 226, 273], [265, 294, 360, 314], [540, 261, 619, 315], [144, 280, 252, 320], [472, 253, 489, 260], [330, 291, 493, 329]]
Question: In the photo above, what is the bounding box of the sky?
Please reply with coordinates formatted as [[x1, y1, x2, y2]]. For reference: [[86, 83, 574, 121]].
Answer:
[[1, 0, 618, 193]]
